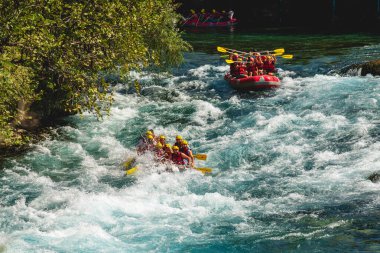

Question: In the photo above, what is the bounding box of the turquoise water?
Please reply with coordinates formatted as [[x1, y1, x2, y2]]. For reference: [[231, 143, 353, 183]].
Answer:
[[1, 31, 380, 252]]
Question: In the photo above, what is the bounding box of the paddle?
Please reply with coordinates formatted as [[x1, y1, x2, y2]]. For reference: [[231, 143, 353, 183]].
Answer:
[[125, 166, 138, 175], [221, 51, 284, 58], [194, 153, 207, 160], [193, 167, 212, 173], [225, 55, 293, 64], [123, 157, 136, 169], [217, 46, 285, 55], [280, 54, 293, 59]]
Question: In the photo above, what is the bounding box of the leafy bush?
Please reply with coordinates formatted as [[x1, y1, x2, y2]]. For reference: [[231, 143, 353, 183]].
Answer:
[[0, 0, 190, 146]]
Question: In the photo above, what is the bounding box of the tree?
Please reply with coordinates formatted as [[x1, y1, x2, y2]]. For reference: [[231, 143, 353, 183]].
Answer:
[[0, 0, 190, 147]]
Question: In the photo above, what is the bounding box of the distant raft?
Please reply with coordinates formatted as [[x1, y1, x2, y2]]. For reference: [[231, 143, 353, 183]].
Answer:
[[182, 19, 237, 27], [224, 73, 281, 91]]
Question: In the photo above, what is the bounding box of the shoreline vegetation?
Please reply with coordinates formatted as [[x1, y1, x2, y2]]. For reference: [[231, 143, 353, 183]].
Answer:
[[0, 0, 190, 154]]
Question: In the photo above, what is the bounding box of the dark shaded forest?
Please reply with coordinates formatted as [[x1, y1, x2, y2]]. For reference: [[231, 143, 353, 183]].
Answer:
[[176, 0, 380, 31]]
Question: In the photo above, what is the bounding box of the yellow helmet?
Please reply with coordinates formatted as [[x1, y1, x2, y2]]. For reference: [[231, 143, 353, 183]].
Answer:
[[165, 144, 171, 148], [173, 145, 179, 150], [176, 135, 183, 140], [159, 135, 166, 139], [182, 140, 188, 145], [146, 131, 152, 135], [156, 143, 163, 148], [147, 135, 153, 140]]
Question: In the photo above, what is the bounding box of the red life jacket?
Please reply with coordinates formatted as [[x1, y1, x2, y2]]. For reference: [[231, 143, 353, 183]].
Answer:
[[256, 61, 263, 69], [246, 57, 256, 72], [230, 63, 239, 76], [263, 61, 273, 73], [180, 146, 191, 156], [155, 149, 164, 157], [238, 65, 247, 76], [267, 61, 276, 72], [172, 152, 185, 165]]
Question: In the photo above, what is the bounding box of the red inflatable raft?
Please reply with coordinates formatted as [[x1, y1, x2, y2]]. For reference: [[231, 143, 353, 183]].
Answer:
[[224, 73, 281, 91], [183, 18, 237, 27]]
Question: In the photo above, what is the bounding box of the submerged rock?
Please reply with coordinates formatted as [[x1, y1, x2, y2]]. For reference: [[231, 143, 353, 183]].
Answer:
[[368, 172, 380, 183], [342, 60, 380, 76]]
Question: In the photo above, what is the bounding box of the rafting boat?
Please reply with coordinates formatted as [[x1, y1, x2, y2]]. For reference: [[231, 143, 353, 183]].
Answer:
[[182, 18, 237, 27], [123, 157, 211, 175], [224, 73, 281, 91]]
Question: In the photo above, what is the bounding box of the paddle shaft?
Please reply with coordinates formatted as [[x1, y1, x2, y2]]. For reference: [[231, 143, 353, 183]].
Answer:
[[220, 47, 282, 56]]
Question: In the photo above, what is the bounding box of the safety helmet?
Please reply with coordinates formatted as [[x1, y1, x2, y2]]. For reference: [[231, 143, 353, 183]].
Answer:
[[146, 131, 152, 135], [159, 135, 166, 139], [176, 135, 183, 140], [147, 135, 153, 140], [165, 144, 171, 148], [173, 145, 179, 150], [182, 140, 188, 145], [156, 143, 163, 148]]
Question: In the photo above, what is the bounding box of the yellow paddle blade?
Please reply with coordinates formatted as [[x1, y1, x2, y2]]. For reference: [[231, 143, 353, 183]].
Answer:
[[194, 153, 207, 160], [123, 157, 136, 169], [126, 166, 138, 175], [273, 48, 285, 54], [225, 59, 234, 64], [194, 167, 212, 173], [217, 46, 228, 53], [281, 54, 293, 59]]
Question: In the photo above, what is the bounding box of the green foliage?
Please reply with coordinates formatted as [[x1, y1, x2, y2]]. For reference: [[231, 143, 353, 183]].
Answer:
[[0, 50, 37, 146], [0, 0, 190, 146]]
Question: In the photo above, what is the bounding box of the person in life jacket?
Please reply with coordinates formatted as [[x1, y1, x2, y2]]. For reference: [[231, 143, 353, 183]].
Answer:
[[254, 53, 264, 75], [173, 135, 183, 148], [236, 58, 247, 78], [229, 53, 239, 77], [145, 135, 156, 152], [246, 54, 257, 77], [137, 130, 154, 154], [185, 9, 198, 24], [262, 54, 271, 74], [158, 135, 166, 146], [148, 129, 157, 140], [154, 142, 165, 162], [180, 140, 194, 167], [171, 146, 192, 167], [266, 55, 277, 74], [163, 143, 173, 161], [228, 10, 234, 20]]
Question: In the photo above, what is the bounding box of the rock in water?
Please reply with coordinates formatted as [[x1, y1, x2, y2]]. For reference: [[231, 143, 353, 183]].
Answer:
[[368, 172, 380, 183], [359, 60, 380, 76], [342, 60, 380, 76]]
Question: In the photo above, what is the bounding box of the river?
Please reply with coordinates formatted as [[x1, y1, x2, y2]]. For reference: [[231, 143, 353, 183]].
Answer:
[[1, 30, 380, 252]]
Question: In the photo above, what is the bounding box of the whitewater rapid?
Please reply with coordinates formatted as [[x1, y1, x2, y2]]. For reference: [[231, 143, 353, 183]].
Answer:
[[1, 49, 380, 252]]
